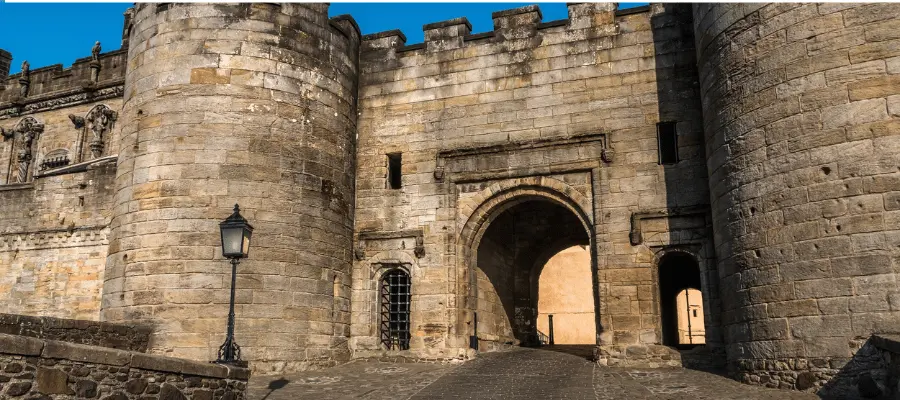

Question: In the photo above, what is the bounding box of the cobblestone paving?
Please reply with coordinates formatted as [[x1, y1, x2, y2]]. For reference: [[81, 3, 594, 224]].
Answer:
[[248, 347, 820, 400]]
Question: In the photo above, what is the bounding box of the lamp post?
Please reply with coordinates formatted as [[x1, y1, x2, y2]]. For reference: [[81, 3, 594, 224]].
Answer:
[[215, 204, 253, 365]]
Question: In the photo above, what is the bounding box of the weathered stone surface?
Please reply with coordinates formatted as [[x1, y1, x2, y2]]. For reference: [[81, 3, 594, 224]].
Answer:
[[0, 334, 43, 356], [36, 367, 72, 395], [6, 381, 32, 396], [1, 339, 249, 400], [695, 1, 900, 393], [0, 2, 896, 398]]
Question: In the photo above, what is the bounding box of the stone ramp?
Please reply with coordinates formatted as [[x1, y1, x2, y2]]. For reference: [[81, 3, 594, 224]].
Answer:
[[249, 347, 819, 399]]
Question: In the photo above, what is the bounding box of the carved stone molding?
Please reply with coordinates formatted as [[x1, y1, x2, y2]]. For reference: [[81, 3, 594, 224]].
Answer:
[[435, 132, 610, 184], [0, 82, 124, 119], [356, 229, 426, 260]]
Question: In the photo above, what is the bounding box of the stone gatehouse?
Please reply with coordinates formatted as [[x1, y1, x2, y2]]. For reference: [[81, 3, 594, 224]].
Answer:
[[0, 3, 898, 397]]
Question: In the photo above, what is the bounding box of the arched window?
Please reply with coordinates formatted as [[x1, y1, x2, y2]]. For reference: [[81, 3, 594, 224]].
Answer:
[[380, 269, 411, 350]]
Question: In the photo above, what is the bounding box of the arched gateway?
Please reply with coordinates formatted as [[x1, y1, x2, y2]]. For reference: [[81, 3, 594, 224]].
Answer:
[[455, 177, 599, 351]]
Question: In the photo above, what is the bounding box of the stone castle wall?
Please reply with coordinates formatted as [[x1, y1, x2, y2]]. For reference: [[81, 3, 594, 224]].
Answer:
[[694, 3, 900, 395], [0, 16, 127, 321], [0, 313, 151, 352], [0, 91, 123, 320], [0, 333, 249, 399], [0, 2, 896, 390], [353, 3, 716, 363], [101, 3, 360, 373]]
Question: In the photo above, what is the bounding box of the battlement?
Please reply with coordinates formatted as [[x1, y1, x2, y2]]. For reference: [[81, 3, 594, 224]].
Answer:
[[0, 49, 127, 118], [361, 3, 653, 53]]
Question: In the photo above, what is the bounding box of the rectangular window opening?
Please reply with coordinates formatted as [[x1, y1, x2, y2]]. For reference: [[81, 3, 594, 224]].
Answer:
[[387, 153, 402, 189], [657, 122, 678, 165]]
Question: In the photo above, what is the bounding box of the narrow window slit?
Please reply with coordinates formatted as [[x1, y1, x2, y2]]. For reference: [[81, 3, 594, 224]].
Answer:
[[657, 122, 678, 165], [387, 153, 402, 189]]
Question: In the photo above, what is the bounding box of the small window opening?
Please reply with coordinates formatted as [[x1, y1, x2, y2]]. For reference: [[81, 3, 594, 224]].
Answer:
[[387, 153, 402, 189], [380, 269, 411, 350], [657, 122, 678, 165]]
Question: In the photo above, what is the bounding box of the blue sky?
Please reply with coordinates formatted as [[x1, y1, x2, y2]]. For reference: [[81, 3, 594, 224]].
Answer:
[[0, 2, 646, 74]]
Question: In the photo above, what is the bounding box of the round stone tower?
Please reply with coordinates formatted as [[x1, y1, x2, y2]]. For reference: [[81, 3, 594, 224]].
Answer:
[[694, 3, 900, 392], [102, 3, 360, 373]]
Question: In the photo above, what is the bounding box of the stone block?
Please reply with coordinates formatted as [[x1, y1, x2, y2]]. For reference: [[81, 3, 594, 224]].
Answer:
[[795, 278, 853, 299], [42, 341, 131, 366], [0, 333, 43, 356], [789, 315, 852, 339], [850, 39, 900, 64], [36, 367, 73, 395], [825, 60, 888, 86], [822, 98, 889, 129]]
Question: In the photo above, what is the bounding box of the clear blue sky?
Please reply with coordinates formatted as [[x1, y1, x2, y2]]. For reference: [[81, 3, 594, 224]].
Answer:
[[0, 2, 647, 75]]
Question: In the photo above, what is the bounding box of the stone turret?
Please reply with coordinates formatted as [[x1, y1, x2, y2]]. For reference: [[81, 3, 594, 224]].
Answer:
[[0, 49, 11, 78], [693, 3, 900, 395], [102, 3, 360, 373]]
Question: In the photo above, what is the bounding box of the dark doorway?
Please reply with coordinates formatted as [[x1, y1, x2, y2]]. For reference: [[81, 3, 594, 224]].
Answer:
[[473, 198, 594, 350], [658, 252, 705, 348]]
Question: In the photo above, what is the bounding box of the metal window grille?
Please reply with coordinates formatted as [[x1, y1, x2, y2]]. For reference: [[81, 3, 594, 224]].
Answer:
[[380, 269, 411, 350]]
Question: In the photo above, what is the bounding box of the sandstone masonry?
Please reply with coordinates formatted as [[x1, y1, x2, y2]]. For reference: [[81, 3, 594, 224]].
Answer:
[[0, 3, 897, 397]]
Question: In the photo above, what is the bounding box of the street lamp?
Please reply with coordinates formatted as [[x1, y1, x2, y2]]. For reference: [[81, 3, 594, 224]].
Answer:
[[215, 204, 253, 365]]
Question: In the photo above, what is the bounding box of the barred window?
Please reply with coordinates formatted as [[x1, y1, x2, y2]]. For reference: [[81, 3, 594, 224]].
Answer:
[[380, 269, 411, 350]]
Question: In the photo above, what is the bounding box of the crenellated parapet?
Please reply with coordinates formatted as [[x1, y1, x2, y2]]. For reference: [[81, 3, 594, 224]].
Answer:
[[0, 7, 133, 119], [361, 3, 634, 56], [0, 49, 126, 119]]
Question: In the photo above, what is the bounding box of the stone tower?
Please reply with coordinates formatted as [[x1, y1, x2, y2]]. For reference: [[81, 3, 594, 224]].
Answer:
[[693, 3, 900, 391], [101, 3, 360, 372], [0, 49, 11, 78]]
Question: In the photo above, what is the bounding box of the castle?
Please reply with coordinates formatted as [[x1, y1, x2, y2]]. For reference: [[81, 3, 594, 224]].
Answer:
[[0, 2, 898, 395]]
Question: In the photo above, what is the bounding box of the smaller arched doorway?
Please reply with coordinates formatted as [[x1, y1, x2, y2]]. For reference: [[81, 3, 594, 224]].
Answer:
[[658, 252, 706, 348]]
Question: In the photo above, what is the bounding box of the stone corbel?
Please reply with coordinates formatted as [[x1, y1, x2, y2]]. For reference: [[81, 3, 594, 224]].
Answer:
[[414, 236, 425, 258], [354, 241, 366, 261], [601, 148, 613, 163]]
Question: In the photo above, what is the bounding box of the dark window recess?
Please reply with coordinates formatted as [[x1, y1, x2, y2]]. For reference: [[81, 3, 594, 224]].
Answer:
[[387, 153, 402, 189], [657, 122, 678, 165], [380, 269, 411, 350]]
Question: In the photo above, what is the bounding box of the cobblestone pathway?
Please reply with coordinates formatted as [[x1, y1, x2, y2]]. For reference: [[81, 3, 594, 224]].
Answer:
[[248, 347, 819, 400]]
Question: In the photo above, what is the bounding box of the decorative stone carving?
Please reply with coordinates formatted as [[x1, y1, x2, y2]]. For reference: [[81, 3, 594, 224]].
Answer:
[[354, 241, 366, 261], [18, 61, 30, 98], [84, 104, 117, 159], [0, 84, 124, 117], [601, 148, 613, 163], [3, 116, 45, 183], [68, 114, 85, 129], [90, 42, 102, 83], [414, 236, 425, 259], [92, 42, 101, 62]]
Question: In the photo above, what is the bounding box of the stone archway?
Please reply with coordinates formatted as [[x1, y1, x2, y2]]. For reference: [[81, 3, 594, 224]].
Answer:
[[455, 177, 598, 351]]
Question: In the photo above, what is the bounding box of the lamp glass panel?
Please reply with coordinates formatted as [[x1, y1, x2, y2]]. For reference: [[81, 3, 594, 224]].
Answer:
[[241, 228, 252, 255], [222, 226, 244, 257]]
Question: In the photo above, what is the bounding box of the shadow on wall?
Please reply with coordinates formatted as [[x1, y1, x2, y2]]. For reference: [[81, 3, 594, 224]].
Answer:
[[651, 3, 725, 372], [816, 335, 900, 400]]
